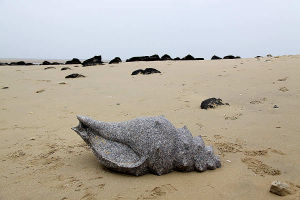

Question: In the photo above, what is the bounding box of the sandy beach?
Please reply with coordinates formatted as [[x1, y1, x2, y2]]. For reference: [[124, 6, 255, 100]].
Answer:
[[0, 55, 300, 199]]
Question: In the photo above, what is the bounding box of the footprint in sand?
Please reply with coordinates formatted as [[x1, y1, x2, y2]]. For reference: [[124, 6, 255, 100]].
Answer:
[[224, 113, 242, 120], [7, 150, 26, 159], [137, 184, 177, 200], [279, 87, 289, 92], [241, 157, 281, 176], [214, 142, 243, 154], [250, 97, 267, 104]]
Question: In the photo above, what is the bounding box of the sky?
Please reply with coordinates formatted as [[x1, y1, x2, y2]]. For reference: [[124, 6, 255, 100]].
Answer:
[[0, 0, 300, 60]]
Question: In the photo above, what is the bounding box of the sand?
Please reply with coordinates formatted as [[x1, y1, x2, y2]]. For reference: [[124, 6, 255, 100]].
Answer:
[[0, 55, 300, 200]]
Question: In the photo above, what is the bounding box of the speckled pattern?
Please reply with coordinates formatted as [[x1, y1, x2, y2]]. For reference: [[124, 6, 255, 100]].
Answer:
[[72, 116, 221, 176]]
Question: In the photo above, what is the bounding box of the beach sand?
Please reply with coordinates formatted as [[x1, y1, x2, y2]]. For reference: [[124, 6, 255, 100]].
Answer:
[[0, 55, 299, 199]]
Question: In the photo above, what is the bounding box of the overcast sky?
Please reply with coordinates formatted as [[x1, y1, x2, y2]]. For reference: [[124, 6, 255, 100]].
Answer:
[[0, 0, 300, 60]]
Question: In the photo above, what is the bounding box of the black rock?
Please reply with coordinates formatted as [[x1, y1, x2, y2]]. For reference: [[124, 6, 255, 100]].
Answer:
[[161, 54, 172, 60], [42, 61, 52, 65], [235, 56, 241, 59], [61, 67, 71, 71], [211, 55, 222, 60], [126, 55, 160, 62], [65, 58, 82, 65], [131, 69, 144, 75], [126, 56, 148, 62], [143, 68, 161, 74], [65, 73, 85, 78], [2, 86, 9, 89], [44, 66, 56, 70], [273, 105, 279, 109], [173, 57, 181, 60], [182, 55, 195, 60], [195, 58, 204, 60], [223, 55, 238, 59], [200, 98, 229, 109], [109, 57, 122, 64], [9, 61, 29, 65], [255, 56, 262, 58], [131, 68, 161, 75], [148, 54, 160, 61], [82, 55, 103, 66]]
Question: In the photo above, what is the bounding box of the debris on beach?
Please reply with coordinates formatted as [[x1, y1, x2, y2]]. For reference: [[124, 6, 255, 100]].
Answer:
[[131, 68, 161, 75], [2, 86, 9, 89], [65, 73, 85, 79], [200, 98, 229, 109], [72, 115, 221, 176]]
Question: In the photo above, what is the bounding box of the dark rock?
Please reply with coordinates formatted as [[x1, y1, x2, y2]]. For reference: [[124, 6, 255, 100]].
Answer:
[[173, 57, 181, 60], [195, 58, 204, 60], [223, 55, 240, 59], [211, 55, 222, 60], [109, 57, 122, 64], [9, 61, 33, 65], [2, 87, 9, 89], [161, 54, 172, 60], [65, 73, 85, 78], [42, 61, 51, 65], [82, 55, 103, 66], [61, 67, 71, 71], [126, 55, 160, 62], [148, 54, 160, 61], [131, 68, 161, 75], [52, 62, 62, 65], [131, 69, 144, 75], [255, 56, 262, 58], [200, 98, 229, 109], [267, 54, 272, 57], [72, 115, 221, 176], [273, 105, 279, 109], [143, 68, 161, 74], [126, 56, 148, 62], [182, 55, 195, 60], [65, 58, 82, 65], [44, 67, 56, 70]]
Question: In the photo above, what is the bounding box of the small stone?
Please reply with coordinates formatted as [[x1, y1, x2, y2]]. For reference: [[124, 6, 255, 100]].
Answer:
[[58, 82, 67, 85], [116, 103, 120, 105], [226, 160, 231, 163], [270, 180, 293, 196], [273, 105, 279, 109], [2, 87, 9, 89], [30, 137, 36, 140]]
